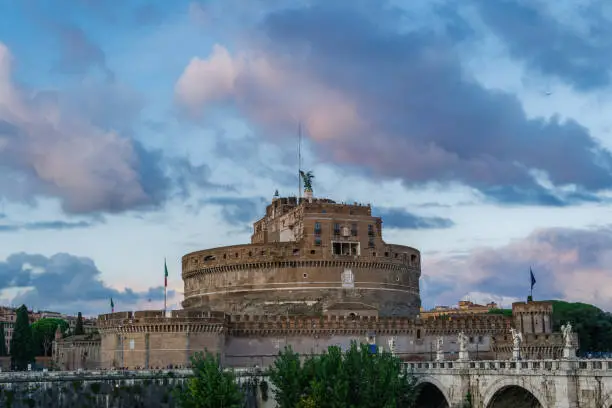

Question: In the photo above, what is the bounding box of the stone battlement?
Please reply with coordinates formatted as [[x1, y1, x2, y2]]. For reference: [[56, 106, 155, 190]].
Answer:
[[182, 242, 420, 275], [226, 313, 510, 336], [512, 300, 553, 314], [97, 310, 226, 332]]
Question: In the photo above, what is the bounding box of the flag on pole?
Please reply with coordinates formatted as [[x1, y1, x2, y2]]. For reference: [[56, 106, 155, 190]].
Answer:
[[530, 267, 536, 290], [110, 298, 114, 313], [164, 258, 169, 287], [164, 258, 168, 314]]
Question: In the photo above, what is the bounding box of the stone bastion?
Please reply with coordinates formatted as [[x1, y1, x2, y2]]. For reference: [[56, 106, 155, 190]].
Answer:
[[181, 241, 421, 317], [96, 310, 226, 369]]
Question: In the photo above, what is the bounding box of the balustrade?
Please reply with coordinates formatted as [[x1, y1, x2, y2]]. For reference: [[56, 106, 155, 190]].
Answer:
[[403, 358, 612, 373]]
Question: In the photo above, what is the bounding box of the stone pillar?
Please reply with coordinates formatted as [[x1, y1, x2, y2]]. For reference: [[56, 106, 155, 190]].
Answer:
[[512, 346, 521, 361], [145, 333, 150, 369], [563, 345, 577, 360], [185, 332, 191, 367], [457, 349, 469, 362]]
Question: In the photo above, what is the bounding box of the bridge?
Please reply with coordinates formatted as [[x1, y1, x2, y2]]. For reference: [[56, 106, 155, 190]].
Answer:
[[2, 358, 612, 407], [407, 358, 612, 408]]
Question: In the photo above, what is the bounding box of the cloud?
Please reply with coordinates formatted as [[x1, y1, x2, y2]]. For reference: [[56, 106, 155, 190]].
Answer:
[[0, 220, 100, 232], [0, 252, 175, 315], [175, 1, 612, 206], [204, 196, 267, 227], [374, 207, 454, 230], [0, 42, 216, 215], [474, 0, 612, 91], [423, 225, 612, 310]]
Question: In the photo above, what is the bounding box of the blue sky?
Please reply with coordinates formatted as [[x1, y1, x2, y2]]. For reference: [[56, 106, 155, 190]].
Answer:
[[1, 0, 612, 316]]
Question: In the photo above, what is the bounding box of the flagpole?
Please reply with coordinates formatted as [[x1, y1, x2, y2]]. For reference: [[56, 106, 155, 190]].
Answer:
[[164, 257, 168, 316]]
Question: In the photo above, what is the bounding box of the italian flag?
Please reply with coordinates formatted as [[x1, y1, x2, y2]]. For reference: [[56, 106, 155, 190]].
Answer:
[[110, 298, 114, 313], [164, 258, 169, 287]]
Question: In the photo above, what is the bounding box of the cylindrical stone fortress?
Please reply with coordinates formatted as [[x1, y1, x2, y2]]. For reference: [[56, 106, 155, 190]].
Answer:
[[182, 195, 422, 317]]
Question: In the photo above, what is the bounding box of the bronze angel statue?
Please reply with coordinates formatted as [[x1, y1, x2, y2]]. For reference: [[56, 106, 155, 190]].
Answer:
[[300, 170, 314, 192]]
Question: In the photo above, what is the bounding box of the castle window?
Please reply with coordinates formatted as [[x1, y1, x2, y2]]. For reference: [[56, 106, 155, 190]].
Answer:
[[223, 254, 227, 259], [372, 252, 377, 256], [469, 337, 474, 343], [368, 238, 375, 248], [411, 254, 417, 264], [394, 253, 398, 258], [333, 223, 340, 235], [332, 241, 360, 256], [203, 255, 216, 261], [260, 250, 265, 255], [235, 253, 239, 258], [314, 222, 321, 235], [416, 329, 421, 339], [368, 224, 374, 236], [315, 238, 322, 246], [293, 249, 300, 256], [310, 250, 316, 255], [303, 273, 308, 278], [248, 251, 252, 256], [351, 223, 358, 236], [384, 252, 389, 257]]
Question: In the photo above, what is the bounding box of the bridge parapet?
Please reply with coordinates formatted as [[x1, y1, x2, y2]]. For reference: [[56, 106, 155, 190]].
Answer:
[[404, 358, 612, 375]]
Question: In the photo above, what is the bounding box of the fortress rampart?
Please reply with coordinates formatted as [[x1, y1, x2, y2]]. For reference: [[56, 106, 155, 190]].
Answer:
[[181, 242, 421, 316], [182, 242, 421, 274]]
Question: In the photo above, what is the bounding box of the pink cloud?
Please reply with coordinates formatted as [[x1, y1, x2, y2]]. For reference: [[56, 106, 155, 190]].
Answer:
[[423, 226, 612, 310]]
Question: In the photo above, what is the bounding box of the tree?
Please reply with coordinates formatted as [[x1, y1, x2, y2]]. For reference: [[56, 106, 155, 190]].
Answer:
[[10, 305, 35, 370], [31, 318, 69, 356], [176, 351, 244, 408], [269, 342, 420, 408], [551, 300, 612, 354], [74, 312, 85, 336], [0, 323, 7, 357]]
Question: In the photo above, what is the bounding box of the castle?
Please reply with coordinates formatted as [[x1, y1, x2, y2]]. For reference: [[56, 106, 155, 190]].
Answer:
[[53, 179, 569, 370]]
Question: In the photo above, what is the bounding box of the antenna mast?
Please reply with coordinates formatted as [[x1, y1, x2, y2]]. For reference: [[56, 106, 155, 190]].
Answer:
[[298, 121, 302, 201]]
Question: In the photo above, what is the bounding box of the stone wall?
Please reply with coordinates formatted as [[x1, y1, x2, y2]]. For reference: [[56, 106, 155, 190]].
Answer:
[[97, 310, 225, 370], [0, 369, 273, 408], [181, 242, 421, 316]]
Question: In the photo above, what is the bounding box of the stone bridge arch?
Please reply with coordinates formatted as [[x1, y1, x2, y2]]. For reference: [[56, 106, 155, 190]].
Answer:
[[600, 393, 612, 408], [415, 375, 452, 408], [482, 377, 547, 408]]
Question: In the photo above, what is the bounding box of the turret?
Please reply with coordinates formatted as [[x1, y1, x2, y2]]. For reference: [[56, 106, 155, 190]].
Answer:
[[512, 300, 553, 334]]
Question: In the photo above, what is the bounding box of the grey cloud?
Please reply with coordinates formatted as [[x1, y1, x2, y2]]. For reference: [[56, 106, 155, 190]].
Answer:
[[0, 252, 175, 315], [424, 226, 612, 310], [260, 3, 612, 199], [204, 196, 267, 226], [182, 1, 612, 207], [48, 21, 114, 80], [0, 43, 221, 215], [373, 207, 454, 230], [474, 0, 612, 91], [0, 220, 99, 233]]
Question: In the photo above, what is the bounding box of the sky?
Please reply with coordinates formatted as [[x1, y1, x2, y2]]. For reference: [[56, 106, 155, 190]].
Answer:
[[1, 0, 612, 316]]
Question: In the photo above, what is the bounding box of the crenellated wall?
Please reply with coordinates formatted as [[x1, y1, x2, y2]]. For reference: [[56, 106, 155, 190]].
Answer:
[[97, 310, 226, 370]]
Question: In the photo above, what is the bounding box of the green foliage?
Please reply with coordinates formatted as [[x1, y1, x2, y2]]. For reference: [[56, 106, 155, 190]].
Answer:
[[10, 305, 35, 370], [31, 318, 69, 356], [269, 343, 419, 408], [551, 300, 612, 353], [462, 391, 473, 408], [175, 351, 244, 408], [0, 322, 7, 357], [487, 308, 512, 317], [259, 379, 269, 402], [74, 312, 85, 335]]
